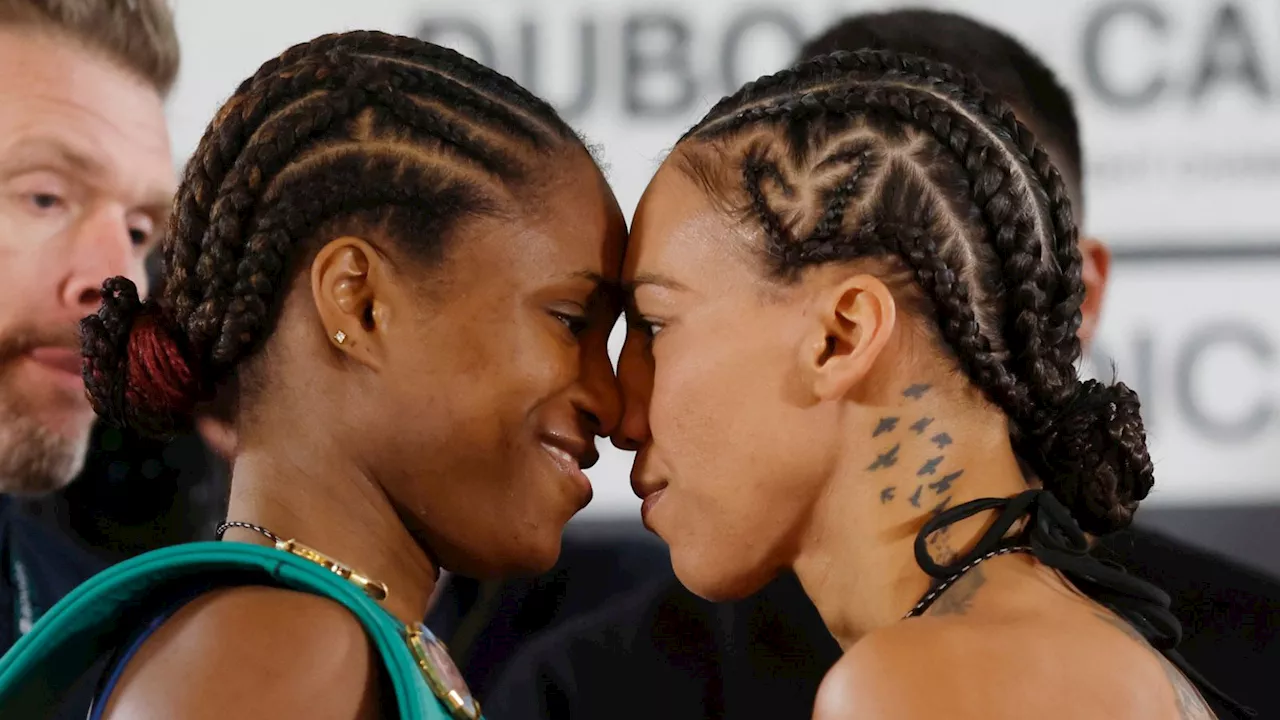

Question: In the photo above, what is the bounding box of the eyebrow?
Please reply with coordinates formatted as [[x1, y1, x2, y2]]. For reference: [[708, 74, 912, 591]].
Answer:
[[2, 139, 108, 179], [554, 270, 624, 308], [558, 270, 617, 296], [2, 138, 173, 212], [568, 270, 607, 284], [626, 272, 690, 293]]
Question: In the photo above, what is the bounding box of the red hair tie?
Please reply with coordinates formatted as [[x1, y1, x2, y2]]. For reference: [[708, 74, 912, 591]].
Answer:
[[123, 310, 200, 419]]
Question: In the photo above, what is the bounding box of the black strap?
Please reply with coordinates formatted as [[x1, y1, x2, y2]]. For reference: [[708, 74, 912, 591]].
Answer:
[[914, 489, 1255, 718]]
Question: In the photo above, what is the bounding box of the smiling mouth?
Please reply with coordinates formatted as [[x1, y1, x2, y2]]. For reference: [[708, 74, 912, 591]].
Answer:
[[539, 439, 595, 507], [543, 443, 580, 470]]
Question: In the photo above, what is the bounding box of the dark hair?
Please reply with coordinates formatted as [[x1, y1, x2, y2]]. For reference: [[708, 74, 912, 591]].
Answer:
[[798, 10, 1082, 205], [82, 30, 585, 438], [675, 50, 1151, 534], [0, 0, 181, 96]]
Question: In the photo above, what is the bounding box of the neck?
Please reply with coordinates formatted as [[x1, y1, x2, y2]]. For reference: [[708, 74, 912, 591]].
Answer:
[[225, 438, 438, 626], [792, 406, 1030, 649]]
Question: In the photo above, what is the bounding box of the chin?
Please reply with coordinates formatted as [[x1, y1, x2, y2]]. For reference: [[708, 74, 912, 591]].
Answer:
[[0, 417, 87, 495], [512, 530, 563, 576], [45, 410, 95, 444], [669, 546, 775, 603], [451, 532, 563, 580], [9, 396, 93, 441]]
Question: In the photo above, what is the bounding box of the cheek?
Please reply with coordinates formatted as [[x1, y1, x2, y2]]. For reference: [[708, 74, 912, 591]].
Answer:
[[649, 333, 792, 508], [382, 319, 507, 454], [650, 322, 794, 471], [382, 312, 584, 505], [503, 323, 581, 416], [415, 312, 573, 408], [648, 336, 731, 464], [0, 248, 51, 334], [379, 320, 580, 573], [650, 319, 829, 565], [0, 212, 49, 266]]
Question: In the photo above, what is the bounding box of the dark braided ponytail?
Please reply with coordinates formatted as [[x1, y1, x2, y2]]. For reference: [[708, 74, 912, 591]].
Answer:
[[82, 30, 586, 439], [676, 50, 1152, 535]]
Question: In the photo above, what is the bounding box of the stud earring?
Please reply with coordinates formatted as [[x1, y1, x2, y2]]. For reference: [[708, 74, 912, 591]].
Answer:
[[333, 330, 347, 345]]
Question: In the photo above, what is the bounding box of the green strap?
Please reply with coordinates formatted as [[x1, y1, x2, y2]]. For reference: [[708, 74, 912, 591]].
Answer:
[[0, 542, 444, 719]]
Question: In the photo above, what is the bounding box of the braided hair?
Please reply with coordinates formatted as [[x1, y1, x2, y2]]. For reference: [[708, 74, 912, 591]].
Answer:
[[675, 50, 1152, 535], [82, 31, 585, 439]]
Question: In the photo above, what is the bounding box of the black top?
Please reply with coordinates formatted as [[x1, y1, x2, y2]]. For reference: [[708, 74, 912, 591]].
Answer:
[[481, 570, 833, 720], [0, 497, 106, 653], [0, 496, 109, 720], [471, 524, 1280, 720]]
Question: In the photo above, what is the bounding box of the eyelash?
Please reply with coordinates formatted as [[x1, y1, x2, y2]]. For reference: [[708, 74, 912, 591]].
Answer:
[[30, 193, 63, 210], [27, 192, 151, 247], [552, 311, 589, 337], [628, 313, 663, 340]]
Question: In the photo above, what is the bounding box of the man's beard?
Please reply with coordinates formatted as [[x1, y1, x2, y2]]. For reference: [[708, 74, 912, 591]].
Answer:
[[0, 401, 87, 495], [0, 323, 90, 495]]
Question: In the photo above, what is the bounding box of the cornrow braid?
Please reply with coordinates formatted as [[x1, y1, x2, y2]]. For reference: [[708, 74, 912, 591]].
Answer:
[[186, 55, 536, 355], [675, 50, 1152, 535], [693, 49, 1086, 408], [710, 85, 1056, 427], [809, 140, 878, 242], [82, 30, 586, 438], [742, 156, 793, 259], [168, 32, 572, 337]]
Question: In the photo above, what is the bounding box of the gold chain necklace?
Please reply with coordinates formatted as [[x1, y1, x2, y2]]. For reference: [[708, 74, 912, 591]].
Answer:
[[216, 521, 480, 720]]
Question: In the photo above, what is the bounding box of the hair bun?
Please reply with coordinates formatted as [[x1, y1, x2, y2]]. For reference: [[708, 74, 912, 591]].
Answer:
[[1031, 379, 1154, 535], [81, 277, 203, 438]]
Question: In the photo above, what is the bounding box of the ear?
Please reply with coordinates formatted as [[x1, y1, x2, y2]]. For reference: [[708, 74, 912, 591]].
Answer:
[[309, 237, 393, 371], [1078, 236, 1111, 350], [194, 415, 237, 462], [802, 274, 897, 401]]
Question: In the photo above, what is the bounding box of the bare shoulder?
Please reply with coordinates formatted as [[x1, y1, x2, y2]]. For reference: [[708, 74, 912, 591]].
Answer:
[[1087, 610, 1220, 720], [813, 621, 978, 719], [100, 586, 381, 720], [813, 614, 1204, 720]]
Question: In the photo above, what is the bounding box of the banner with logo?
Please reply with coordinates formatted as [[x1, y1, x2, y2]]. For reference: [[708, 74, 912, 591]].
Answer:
[[167, 0, 1280, 513]]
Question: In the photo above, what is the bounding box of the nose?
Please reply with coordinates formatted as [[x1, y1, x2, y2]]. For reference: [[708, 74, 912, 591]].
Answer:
[[611, 332, 652, 452], [59, 205, 148, 315], [576, 330, 623, 438]]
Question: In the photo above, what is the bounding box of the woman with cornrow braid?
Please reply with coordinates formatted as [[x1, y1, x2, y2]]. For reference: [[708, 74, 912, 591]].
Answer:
[[0, 30, 626, 720], [616, 50, 1250, 719]]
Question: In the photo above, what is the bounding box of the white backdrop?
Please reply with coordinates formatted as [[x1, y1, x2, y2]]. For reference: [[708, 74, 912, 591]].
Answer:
[[166, 0, 1280, 513]]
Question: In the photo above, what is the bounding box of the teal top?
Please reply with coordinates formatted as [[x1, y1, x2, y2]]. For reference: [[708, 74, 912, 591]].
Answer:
[[0, 542, 478, 719]]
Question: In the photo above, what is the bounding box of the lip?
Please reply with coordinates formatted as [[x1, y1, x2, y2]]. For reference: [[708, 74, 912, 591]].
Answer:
[[632, 470, 669, 530], [639, 486, 666, 530], [24, 347, 85, 390], [539, 434, 595, 508], [540, 430, 599, 469]]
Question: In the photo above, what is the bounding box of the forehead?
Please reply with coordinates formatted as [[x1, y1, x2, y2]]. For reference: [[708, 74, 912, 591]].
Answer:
[[0, 29, 173, 195], [453, 149, 627, 281], [626, 159, 760, 287]]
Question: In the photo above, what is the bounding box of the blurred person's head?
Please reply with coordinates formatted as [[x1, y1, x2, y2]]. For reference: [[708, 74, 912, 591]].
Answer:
[[800, 10, 1110, 347], [0, 0, 178, 494], [82, 31, 626, 578], [619, 50, 1151, 600]]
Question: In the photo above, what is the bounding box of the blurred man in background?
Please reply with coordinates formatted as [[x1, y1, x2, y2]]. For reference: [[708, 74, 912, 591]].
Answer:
[[0, 0, 179, 661], [476, 10, 1280, 719]]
